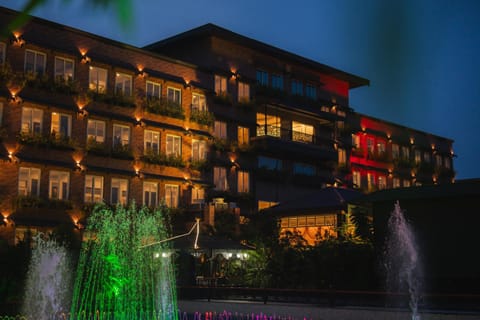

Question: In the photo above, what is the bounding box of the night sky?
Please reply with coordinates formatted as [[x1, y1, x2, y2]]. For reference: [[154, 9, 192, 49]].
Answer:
[[1, 0, 479, 179]]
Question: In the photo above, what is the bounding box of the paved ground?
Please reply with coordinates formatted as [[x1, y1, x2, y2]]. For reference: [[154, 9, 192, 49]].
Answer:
[[177, 299, 480, 320]]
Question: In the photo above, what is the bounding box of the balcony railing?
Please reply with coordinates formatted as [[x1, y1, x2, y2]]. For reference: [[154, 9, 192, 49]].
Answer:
[[256, 125, 321, 145]]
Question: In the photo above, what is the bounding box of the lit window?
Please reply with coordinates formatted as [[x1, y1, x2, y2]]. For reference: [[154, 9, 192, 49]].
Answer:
[[424, 151, 431, 163], [378, 176, 387, 190], [192, 187, 205, 204], [0, 42, 5, 64], [291, 80, 303, 95], [111, 178, 128, 205], [143, 182, 158, 207], [214, 75, 227, 95], [113, 124, 130, 149], [146, 81, 161, 99], [25, 49, 46, 75], [238, 126, 249, 145], [444, 157, 451, 169], [271, 74, 283, 90], [338, 148, 346, 165], [293, 163, 316, 176], [49, 171, 69, 200], [115, 72, 132, 96], [352, 134, 360, 149], [392, 144, 400, 159], [258, 156, 282, 170], [415, 150, 421, 164], [192, 93, 207, 111], [165, 184, 179, 208], [258, 200, 279, 211], [306, 84, 317, 100], [84, 175, 104, 203], [238, 82, 250, 102], [167, 87, 181, 106], [18, 167, 40, 196], [21, 107, 43, 134], [144, 130, 160, 155], [367, 138, 374, 154], [214, 121, 227, 139], [393, 178, 401, 188], [256, 70, 268, 86], [51, 112, 71, 138], [192, 139, 207, 161], [166, 134, 181, 157], [256, 113, 280, 137], [352, 171, 361, 188], [435, 154, 442, 167], [87, 119, 105, 143], [213, 166, 228, 191], [401, 146, 410, 160], [367, 173, 375, 191], [377, 141, 386, 156], [54, 56, 74, 81], [292, 121, 314, 143], [89, 66, 107, 93], [237, 171, 249, 193], [403, 179, 411, 187]]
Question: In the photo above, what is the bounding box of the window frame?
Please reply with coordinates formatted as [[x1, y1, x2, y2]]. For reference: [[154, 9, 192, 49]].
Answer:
[[238, 81, 250, 102], [166, 134, 182, 157], [192, 139, 207, 162], [192, 92, 207, 111], [21, 107, 43, 134], [271, 74, 284, 90], [191, 187, 205, 204], [214, 75, 227, 95], [24, 49, 46, 75], [213, 166, 228, 191], [237, 170, 250, 193], [293, 162, 316, 176], [291, 79, 303, 96], [115, 72, 132, 96], [214, 120, 227, 139], [51, 112, 72, 138], [292, 121, 314, 143], [167, 86, 182, 106], [164, 184, 179, 208], [88, 66, 108, 93], [256, 70, 268, 86], [54, 56, 74, 81], [84, 175, 104, 203], [49, 170, 70, 200], [237, 126, 249, 145], [87, 119, 106, 143], [111, 178, 128, 205], [144, 130, 160, 155], [143, 181, 158, 207], [146, 80, 162, 100], [18, 167, 41, 196], [112, 124, 130, 148], [305, 84, 317, 100]]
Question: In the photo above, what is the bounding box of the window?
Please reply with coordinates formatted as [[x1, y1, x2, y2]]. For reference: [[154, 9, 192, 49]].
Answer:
[[25, 50, 46, 75], [256, 70, 268, 86], [111, 178, 128, 205], [352, 134, 360, 149], [192, 139, 207, 161], [113, 124, 130, 148], [292, 121, 314, 143], [89, 66, 107, 93], [238, 82, 250, 102], [214, 167, 228, 191], [271, 74, 283, 90], [367, 173, 375, 191], [444, 157, 451, 169], [338, 148, 346, 165], [377, 141, 386, 156], [143, 182, 158, 207], [166, 134, 181, 157], [214, 121, 227, 139], [54, 57, 74, 81], [378, 175, 387, 190], [258, 156, 282, 170], [258, 200, 279, 211], [84, 175, 104, 203], [192, 93, 207, 111], [214, 75, 227, 95], [192, 187, 205, 204], [352, 171, 361, 188], [293, 163, 316, 176], [367, 138, 374, 154], [146, 81, 161, 99], [0, 102, 3, 126], [18, 167, 40, 196], [393, 178, 401, 188], [165, 184, 179, 208], [144, 130, 160, 155], [403, 179, 411, 187], [21, 107, 43, 134], [237, 171, 249, 193], [306, 84, 317, 100], [435, 154, 442, 167], [87, 119, 106, 143], [0, 42, 5, 64], [256, 113, 280, 137], [51, 112, 71, 138], [415, 150, 421, 164], [392, 144, 400, 159], [238, 126, 249, 145], [167, 87, 181, 106], [49, 171, 69, 200], [401, 146, 410, 160], [115, 73, 132, 96], [424, 151, 431, 163], [291, 80, 303, 95]]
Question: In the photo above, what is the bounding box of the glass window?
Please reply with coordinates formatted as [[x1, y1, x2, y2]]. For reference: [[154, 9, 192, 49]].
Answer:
[[258, 156, 282, 170], [367, 138, 374, 154], [54, 56, 74, 81], [214, 121, 227, 139], [393, 178, 401, 188], [113, 124, 130, 147], [165, 184, 179, 208], [192, 187, 205, 204], [213, 166, 228, 191], [21, 107, 43, 134], [256, 70, 268, 86], [352, 134, 360, 149], [214, 75, 227, 94], [293, 163, 316, 176], [237, 171, 249, 193], [18, 167, 40, 196], [377, 141, 386, 155], [111, 178, 128, 205], [292, 121, 314, 143], [256, 113, 280, 137], [49, 171, 69, 200], [271, 74, 283, 90], [143, 182, 158, 207], [146, 81, 161, 99], [306, 84, 317, 100], [401, 146, 410, 160], [167, 87, 181, 106], [0, 42, 5, 64], [444, 156, 451, 169], [0, 102, 3, 126], [89, 66, 107, 93], [192, 139, 207, 161], [144, 130, 160, 155], [415, 150, 421, 164], [238, 126, 249, 145], [192, 93, 207, 111], [424, 151, 431, 163], [87, 119, 105, 143], [392, 144, 400, 159], [435, 154, 442, 167], [51, 112, 71, 138], [403, 179, 411, 187], [338, 148, 346, 165], [84, 175, 104, 203], [115, 72, 132, 96], [291, 80, 303, 95], [352, 171, 361, 188], [166, 134, 181, 157], [367, 173, 375, 191], [238, 82, 250, 102], [25, 50, 46, 75], [378, 175, 387, 190]]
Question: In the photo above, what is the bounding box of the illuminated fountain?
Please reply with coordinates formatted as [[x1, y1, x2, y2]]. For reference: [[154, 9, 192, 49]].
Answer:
[[385, 201, 422, 320]]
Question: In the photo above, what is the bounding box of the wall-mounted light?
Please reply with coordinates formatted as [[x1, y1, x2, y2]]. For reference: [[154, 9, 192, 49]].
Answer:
[[75, 161, 86, 172], [231, 72, 239, 80], [9, 93, 22, 104], [8, 151, 19, 163], [77, 108, 88, 120], [410, 137, 415, 145], [137, 69, 147, 78], [80, 54, 91, 64], [135, 118, 146, 127], [11, 32, 25, 47], [134, 169, 144, 179]]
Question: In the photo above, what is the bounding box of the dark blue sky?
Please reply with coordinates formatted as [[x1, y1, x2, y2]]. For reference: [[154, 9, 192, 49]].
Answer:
[[2, 0, 479, 179]]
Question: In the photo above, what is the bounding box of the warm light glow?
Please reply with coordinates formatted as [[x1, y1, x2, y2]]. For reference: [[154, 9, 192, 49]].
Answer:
[[431, 143, 436, 150], [410, 137, 415, 145], [12, 31, 25, 47]]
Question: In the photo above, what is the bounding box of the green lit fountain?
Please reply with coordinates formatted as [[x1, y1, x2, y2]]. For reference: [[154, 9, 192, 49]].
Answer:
[[70, 204, 178, 320]]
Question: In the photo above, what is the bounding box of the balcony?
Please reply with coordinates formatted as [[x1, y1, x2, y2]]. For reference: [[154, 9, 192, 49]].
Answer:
[[189, 106, 215, 127], [143, 98, 185, 120]]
